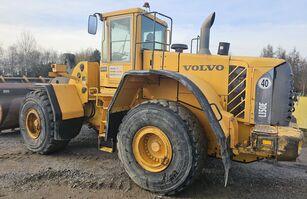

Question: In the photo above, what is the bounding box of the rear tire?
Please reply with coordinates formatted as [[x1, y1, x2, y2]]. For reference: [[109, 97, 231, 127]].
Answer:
[[19, 90, 69, 154], [117, 100, 207, 195]]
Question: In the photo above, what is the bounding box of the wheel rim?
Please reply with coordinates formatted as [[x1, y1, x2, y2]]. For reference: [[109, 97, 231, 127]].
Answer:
[[25, 109, 41, 139], [132, 126, 172, 172]]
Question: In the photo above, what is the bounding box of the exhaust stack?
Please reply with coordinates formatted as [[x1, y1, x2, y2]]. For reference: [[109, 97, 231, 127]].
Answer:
[[199, 12, 215, 55]]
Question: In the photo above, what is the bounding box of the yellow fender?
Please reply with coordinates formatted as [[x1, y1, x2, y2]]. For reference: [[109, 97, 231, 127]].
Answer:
[[41, 84, 84, 140], [107, 70, 232, 185]]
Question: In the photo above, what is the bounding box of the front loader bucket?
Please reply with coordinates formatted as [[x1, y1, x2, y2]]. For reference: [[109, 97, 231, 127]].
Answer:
[[0, 76, 50, 131], [0, 83, 34, 131], [0, 76, 49, 83]]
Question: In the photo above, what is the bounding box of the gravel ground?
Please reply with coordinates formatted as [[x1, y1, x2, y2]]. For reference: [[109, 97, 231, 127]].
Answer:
[[0, 127, 306, 199]]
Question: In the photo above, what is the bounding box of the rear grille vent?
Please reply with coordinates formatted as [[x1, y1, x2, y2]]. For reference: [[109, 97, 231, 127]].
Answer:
[[227, 65, 247, 118]]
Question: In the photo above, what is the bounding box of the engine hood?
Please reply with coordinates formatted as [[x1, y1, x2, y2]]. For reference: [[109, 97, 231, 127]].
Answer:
[[230, 56, 285, 69]]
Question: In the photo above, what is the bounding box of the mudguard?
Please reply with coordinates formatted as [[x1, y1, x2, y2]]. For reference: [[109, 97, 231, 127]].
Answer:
[[106, 70, 231, 185], [40, 84, 84, 140]]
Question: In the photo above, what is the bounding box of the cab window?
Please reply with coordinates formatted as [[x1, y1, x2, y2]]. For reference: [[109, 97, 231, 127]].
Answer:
[[141, 16, 167, 50], [110, 17, 131, 62]]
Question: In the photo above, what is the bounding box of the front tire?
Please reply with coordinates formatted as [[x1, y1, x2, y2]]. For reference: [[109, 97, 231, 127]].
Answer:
[[117, 100, 207, 195], [19, 90, 69, 154]]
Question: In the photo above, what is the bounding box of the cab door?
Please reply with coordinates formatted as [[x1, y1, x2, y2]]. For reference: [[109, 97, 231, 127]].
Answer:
[[100, 15, 133, 88]]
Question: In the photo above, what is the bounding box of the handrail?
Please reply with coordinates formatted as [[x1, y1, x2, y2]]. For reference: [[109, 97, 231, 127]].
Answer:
[[190, 36, 200, 53], [133, 11, 173, 70]]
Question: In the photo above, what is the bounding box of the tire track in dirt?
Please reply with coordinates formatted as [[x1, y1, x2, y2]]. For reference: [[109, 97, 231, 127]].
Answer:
[[0, 168, 132, 193], [0, 151, 34, 161]]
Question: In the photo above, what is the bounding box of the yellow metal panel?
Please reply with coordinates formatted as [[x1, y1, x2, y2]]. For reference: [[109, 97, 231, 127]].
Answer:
[[86, 62, 100, 89], [100, 62, 133, 87], [294, 96, 307, 129], [262, 140, 272, 146], [100, 146, 113, 153], [231, 56, 284, 68], [143, 78, 177, 101], [111, 76, 146, 112], [51, 64, 67, 73], [69, 61, 99, 103], [52, 84, 84, 120], [179, 53, 230, 96], [180, 74, 234, 139], [143, 51, 179, 71]]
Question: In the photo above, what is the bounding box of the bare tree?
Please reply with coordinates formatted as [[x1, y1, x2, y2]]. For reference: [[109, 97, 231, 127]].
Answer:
[[0, 44, 3, 62], [302, 60, 307, 95], [0, 31, 98, 77], [75, 48, 101, 63], [261, 44, 274, 57], [7, 45, 19, 75], [275, 47, 287, 59], [0, 44, 4, 74], [260, 45, 307, 95], [40, 49, 59, 65], [75, 48, 94, 63], [0, 44, 3, 58], [17, 31, 37, 75], [17, 31, 37, 55]]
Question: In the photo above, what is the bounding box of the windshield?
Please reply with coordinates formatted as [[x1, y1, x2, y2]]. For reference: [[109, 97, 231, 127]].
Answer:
[[141, 16, 167, 51]]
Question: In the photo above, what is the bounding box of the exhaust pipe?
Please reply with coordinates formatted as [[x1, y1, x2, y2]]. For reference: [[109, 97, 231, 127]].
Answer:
[[199, 12, 215, 55]]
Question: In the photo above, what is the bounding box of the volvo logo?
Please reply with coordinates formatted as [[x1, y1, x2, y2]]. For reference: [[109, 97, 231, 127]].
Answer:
[[183, 65, 224, 71]]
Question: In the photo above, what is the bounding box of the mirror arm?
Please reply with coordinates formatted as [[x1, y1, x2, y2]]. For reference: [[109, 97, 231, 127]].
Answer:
[[94, 13, 103, 21]]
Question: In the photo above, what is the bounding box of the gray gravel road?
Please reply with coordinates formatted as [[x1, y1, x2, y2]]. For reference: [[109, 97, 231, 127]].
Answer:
[[0, 127, 306, 199]]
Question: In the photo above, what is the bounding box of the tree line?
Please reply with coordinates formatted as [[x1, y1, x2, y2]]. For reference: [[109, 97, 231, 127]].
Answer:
[[0, 32, 100, 77], [261, 45, 307, 95]]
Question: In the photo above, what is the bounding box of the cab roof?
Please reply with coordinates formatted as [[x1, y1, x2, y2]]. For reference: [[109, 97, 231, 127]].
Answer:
[[102, 8, 145, 18], [101, 8, 168, 27]]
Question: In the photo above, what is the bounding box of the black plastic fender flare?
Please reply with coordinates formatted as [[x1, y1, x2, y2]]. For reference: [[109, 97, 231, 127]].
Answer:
[[107, 70, 231, 185]]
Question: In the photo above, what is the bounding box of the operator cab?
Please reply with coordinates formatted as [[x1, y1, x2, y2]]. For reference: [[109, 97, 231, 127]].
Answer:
[[88, 8, 173, 87]]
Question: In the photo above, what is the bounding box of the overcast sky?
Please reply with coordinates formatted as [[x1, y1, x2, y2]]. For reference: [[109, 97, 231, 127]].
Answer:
[[0, 0, 306, 57]]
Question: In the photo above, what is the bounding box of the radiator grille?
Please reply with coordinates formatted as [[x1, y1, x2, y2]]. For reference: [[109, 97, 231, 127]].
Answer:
[[227, 65, 247, 118]]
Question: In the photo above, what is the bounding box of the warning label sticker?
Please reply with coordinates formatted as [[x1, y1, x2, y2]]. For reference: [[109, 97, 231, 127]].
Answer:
[[109, 66, 123, 78]]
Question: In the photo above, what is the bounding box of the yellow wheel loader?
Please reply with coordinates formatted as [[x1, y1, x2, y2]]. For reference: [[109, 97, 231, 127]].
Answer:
[[17, 7, 304, 195]]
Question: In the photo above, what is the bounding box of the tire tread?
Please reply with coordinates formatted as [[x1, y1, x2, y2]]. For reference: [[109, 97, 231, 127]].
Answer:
[[21, 90, 69, 154], [117, 100, 206, 195]]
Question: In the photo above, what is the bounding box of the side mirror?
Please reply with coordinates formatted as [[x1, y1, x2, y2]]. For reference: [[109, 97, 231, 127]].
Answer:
[[88, 15, 98, 35]]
